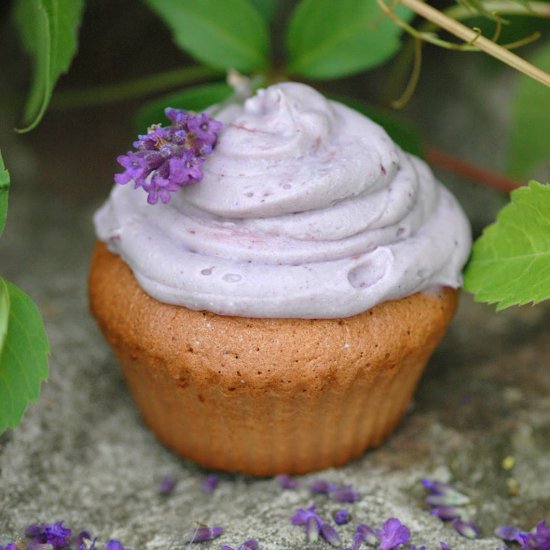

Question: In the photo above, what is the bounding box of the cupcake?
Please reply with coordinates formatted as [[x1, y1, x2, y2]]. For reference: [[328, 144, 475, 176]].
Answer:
[[89, 82, 471, 475]]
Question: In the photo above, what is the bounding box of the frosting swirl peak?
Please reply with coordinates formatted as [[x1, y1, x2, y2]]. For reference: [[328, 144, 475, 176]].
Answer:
[[95, 82, 471, 318]]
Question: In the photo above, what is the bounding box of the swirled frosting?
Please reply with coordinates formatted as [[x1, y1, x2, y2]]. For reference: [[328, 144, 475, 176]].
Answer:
[[95, 82, 471, 318]]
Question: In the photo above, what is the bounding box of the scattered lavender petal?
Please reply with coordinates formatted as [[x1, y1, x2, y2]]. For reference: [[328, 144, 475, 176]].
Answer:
[[440, 543, 453, 550], [306, 516, 320, 543], [355, 524, 378, 545], [310, 479, 333, 494], [105, 541, 131, 550], [425, 490, 470, 507], [158, 475, 177, 495], [290, 505, 323, 528], [238, 540, 259, 550], [377, 518, 411, 550], [333, 509, 351, 525], [184, 526, 224, 543], [452, 518, 480, 539], [495, 525, 529, 542], [203, 474, 219, 493], [320, 523, 341, 547], [410, 546, 426, 550], [430, 505, 465, 521], [330, 485, 361, 503], [275, 474, 300, 490], [421, 479, 452, 495]]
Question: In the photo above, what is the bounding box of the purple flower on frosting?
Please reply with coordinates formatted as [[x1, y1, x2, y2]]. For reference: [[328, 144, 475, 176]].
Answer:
[[114, 108, 222, 204], [275, 474, 300, 489], [309, 479, 361, 502], [496, 520, 550, 550], [105, 540, 131, 550], [25, 521, 72, 548], [158, 474, 177, 495], [291, 505, 323, 543]]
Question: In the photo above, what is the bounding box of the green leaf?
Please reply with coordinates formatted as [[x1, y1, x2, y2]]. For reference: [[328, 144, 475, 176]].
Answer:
[[0, 279, 49, 432], [286, 0, 412, 79], [13, 0, 85, 132], [143, 0, 270, 72], [250, 0, 279, 21], [135, 81, 232, 133], [335, 96, 423, 158], [507, 43, 550, 177], [0, 151, 9, 237], [463, 181, 550, 310]]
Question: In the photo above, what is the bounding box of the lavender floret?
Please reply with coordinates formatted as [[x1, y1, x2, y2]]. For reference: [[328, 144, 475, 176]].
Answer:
[[452, 518, 480, 539], [105, 541, 131, 550], [333, 509, 352, 525], [158, 474, 177, 495], [114, 108, 222, 205], [202, 474, 219, 493], [377, 518, 411, 550], [275, 474, 300, 490], [184, 525, 224, 543], [320, 522, 341, 547]]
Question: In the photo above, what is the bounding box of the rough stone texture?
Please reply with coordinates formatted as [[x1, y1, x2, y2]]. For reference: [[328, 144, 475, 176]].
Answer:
[[1, 18, 549, 549]]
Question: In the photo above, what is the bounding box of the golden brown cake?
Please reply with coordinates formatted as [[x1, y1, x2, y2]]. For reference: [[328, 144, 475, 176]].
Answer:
[[89, 242, 458, 475]]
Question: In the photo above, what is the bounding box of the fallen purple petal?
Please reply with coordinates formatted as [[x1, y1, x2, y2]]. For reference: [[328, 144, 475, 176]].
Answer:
[[425, 490, 470, 507], [440, 543, 453, 550], [158, 475, 177, 495], [495, 525, 529, 543], [452, 518, 480, 539], [429, 505, 465, 521], [105, 541, 131, 550], [275, 474, 300, 490], [377, 518, 411, 550], [309, 479, 333, 494], [333, 509, 351, 525], [291, 505, 323, 527], [306, 516, 320, 543], [320, 522, 341, 547], [203, 474, 219, 493], [184, 525, 224, 543], [421, 479, 452, 495], [237, 540, 259, 550], [329, 485, 361, 503], [354, 523, 378, 546]]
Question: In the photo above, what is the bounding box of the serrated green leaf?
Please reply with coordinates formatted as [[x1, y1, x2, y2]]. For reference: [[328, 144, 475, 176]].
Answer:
[[0, 151, 9, 237], [135, 81, 232, 133], [507, 43, 550, 177], [463, 181, 550, 309], [0, 279, 49, 432], [13, 0, 85, 132], [286, 0, 412, 79], [143, 0, 270, 72]]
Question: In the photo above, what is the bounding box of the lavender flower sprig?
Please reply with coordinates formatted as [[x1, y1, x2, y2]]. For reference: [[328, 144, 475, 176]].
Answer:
[[114, 108, 222, 205]]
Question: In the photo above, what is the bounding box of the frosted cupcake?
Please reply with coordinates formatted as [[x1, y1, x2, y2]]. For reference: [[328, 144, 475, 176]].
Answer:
[[89, 82, 471, 475]]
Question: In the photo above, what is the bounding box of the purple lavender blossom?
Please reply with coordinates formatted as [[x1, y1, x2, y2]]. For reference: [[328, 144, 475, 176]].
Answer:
[[430, 505, 465, 521], [376, 518, 411, 550], [25, 521, 72, 548], [452, 518, 480, 539], [518, 519, 550, 550], [114, 108, 222, 205], [410, 546, 426, 550], [320, 522, 341, 547], [290, 505, 323, 543], [184, 525, 224, 543], [0, 543, 17, 550], [275, 474, 300, 490], [75, 530, 97, 550], [421, 479, 452, 495], [202, 473, 219, 493], [496, 525, 530, 543], [105, 540, 131, 550], [440, 543, 453, 550], [333, 509, 352, 525], [158, 474, 177, 495], [309, 479, 361, 502]]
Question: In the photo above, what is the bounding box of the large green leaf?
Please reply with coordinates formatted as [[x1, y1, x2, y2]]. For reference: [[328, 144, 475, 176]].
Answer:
[[143, 0, 270, 72], [463, 181, 550, 310], [507, 43, 550, 177], [0, 279, 49, 432], [286, 0, 412, 79], [135, 81, 232, 133], [0, 151, 9, 237], [250, 0, 279, 21], [13, 0, 85, 132]]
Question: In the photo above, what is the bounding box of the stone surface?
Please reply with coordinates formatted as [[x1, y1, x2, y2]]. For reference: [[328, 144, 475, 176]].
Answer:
[[1, 11, 549, 547]]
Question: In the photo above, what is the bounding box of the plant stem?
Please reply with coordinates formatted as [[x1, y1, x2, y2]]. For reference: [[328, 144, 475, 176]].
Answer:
[[426, 145, 522, 193], [49, 66, 221, 110], [399, 0, 550, 87]]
